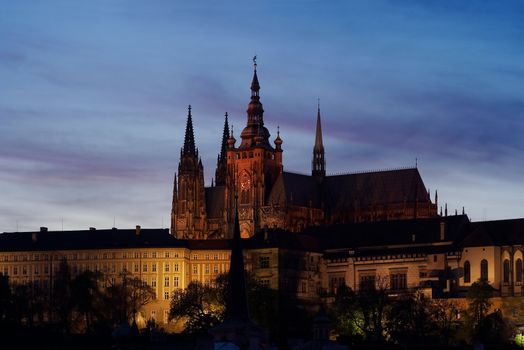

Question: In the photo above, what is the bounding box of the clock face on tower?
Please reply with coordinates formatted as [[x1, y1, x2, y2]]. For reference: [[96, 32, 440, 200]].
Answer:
[[240, 172, 251, 190]]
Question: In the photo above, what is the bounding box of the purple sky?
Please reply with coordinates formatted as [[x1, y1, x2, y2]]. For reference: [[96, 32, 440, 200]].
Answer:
[[1, 1, 523, 232]]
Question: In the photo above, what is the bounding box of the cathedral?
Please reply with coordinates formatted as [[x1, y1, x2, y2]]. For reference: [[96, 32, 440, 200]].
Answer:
[[170, 61, 438, 239]]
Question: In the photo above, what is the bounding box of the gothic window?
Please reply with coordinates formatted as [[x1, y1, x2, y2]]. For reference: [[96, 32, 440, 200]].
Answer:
[[503, 259, 510, 284], [480, 259, 488, 281], [464, 261, 471, 283], [516, 259, 523, 283]]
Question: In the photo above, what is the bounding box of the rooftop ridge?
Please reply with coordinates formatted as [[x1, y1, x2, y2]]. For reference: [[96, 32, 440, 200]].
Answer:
[[327, 166, 416, 177], [284, 169, 312, 176]]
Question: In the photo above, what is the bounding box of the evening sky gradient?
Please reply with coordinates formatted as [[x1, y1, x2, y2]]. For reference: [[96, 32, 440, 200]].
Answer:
[[1, 1, 523, 232]]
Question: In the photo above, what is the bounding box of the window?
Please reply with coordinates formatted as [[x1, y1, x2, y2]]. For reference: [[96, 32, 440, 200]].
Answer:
[[152, 252, 157, 258], [259, 256, 270, 268], [174, 276, 179, 288], [152, 263, 157, 272], [390, 272, 407, 290], [164, 291, 169, 300], [464, 261, 471, 283], [13, 267, 18, 275], [503, 259, 510, 284], [22, 266, 27, 275], [165, 263, 170, 272], [143, 264, 148, 272], [134, 264, 139, 273], [260, 279, 270, 287], [193, 254, 198, 260], [330, 276, 346, 294], [143, 252, 148, 258], [213, 254, 218, 260], [517, 259, 523, 283], [165, 252, 170, 258], [205, 254, 209, 260], [164, 277, 169, 287], [174, 263, 179, 272], [359, 274, 375, 291], [480, 259, 488, 281], [174, 252, 179, 258], [193, 265, 198, 274], [213, 265, 219, 274], [134, 252, 139, 258], [3, 267, 8, 275], [151, 279, 156, 288], [205, 265, 210, 274]]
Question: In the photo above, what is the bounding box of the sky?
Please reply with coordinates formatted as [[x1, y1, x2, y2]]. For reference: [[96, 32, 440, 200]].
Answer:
[[1, 0, 523, 232]]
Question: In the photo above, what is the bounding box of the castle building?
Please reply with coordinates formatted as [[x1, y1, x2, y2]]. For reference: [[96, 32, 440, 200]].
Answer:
[[171, 61, 438, 240]]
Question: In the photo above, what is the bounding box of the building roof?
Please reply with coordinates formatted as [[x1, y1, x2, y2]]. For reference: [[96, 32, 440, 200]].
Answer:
[[460, 218, 524, 247], [323, 168, 431, 210], [0, 228, 184, 252], [205, 185, 226, 218], [268, 172, 321, 207]]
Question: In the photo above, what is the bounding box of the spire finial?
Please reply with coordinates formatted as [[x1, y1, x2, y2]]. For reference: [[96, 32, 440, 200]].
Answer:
[[277, 125, 280, 136], [253, 55, 257, 70], [317, 97, 320, 111], [182, 104, 196, 155]]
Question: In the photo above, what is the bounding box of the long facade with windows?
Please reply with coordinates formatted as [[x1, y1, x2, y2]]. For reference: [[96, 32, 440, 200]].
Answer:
[[2, 215, 524, 330]]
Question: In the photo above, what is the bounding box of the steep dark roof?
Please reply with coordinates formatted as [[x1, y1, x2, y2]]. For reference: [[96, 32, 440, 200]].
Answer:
[[304, 215, 470, 250], [0, 228, 184, 252], [205, 185, 226, 218], [460, 218, 524, 247], [268, 172, 321, 207], [323, 168, 431, 209]]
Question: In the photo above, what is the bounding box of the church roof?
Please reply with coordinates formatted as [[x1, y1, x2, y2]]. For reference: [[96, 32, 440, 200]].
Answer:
[[460, 218, 524, 247], [322, 167, 431, 209], [205, 185, 226, 218], [268, 172, 322, 207]]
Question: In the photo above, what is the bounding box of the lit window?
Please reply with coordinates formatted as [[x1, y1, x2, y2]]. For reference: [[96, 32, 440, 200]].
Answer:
[[152, 252, 157, 258], [152, 279, 157, 288], [134, 264, 139, 273], [174, 263, 179, 272], [164, 291, 169, 300], [214, 265, 219, 274], [164, 277, 169, 287], [165, 252, 170, 258], [152, 263, 157, 272], [174, 276, 179, 288], [165, 263, 170, 272], [143, 264, 148, 272], [193, 254, 198, 260], [193, 265, 198, 274], [205, 254, 209, 260], [205, 265, 210, 274]]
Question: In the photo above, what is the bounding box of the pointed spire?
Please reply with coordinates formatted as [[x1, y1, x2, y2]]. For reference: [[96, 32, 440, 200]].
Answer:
[[435, 190, 438, 207], [251, 55, 260, 94], [312, 100, 326, 179], [224, 201, 249, 322], [219, 112, 230, 159], [183, 105, 196, 155]]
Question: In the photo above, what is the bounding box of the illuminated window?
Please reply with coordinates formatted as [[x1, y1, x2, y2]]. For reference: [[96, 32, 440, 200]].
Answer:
[[464, 261, 471, 283], [193, 265, 198, 274], [143, 252, 148, 258], [165, 263, 170, 272], [143, 264, 148, 272], [205, 254, 209, 260], [164, 291, 169, 300], [165, 252, 170, 258], [480, 259, 488, 281], [174, 276, 179, 288], [134, 264, 139, 273], [151, 279, 156, 288], [164, 277, 169, 287], [517, 259, 523, 283], [193, 254, 198, 260], [152, 263, 157, 272], [504, 259, 510, 284], [214, 254, 218, 260], [152, 252, 157, 258], [213, 265, 219, 274], [174, 264, 179, 272]]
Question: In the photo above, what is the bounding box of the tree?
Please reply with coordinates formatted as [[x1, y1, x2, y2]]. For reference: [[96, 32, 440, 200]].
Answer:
[[465, 280, 495, 343], [330, 283, 362, 343], [71, 270, 103, 333], [169, 281, 223, 334], [53, 258, 74, 332]]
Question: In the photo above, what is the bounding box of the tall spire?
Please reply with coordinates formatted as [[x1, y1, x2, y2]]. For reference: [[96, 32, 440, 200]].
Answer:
[[220, 112, 230, 160], [183, 105, 196, 155], [312, 100, 326, 179], [224, 203, 249, 322]]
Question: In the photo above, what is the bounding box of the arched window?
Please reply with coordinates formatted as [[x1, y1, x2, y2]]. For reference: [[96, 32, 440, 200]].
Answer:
[[464, 261, 471, 283], [480, 259, 488, 281], [516, 259, 523, 283], [503, 259, 510, 284]]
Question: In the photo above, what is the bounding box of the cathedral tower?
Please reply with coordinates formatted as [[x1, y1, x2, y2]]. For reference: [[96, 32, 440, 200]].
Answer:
[[225, 58, 283, 238], [214, 113, 229, 186], [171, 105, 207, 239], [312, 101, 326, 181]]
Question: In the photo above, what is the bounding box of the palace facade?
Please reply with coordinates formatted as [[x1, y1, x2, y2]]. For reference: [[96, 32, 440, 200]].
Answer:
[[171, 62, 438, 239]]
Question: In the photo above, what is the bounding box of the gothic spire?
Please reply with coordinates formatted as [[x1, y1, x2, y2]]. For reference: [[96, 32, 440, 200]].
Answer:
[[224, 204, 249, 322], [183, 105, 196, 155], [220, 112, 230, 160], [312, 100, 326, 179]]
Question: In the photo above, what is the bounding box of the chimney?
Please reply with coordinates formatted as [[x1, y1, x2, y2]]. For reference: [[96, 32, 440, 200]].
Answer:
[[89, 227, 96, 231], [135, 225, 141, 236], [440, 222, 446, 241], [40, 226, 48, 233]]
